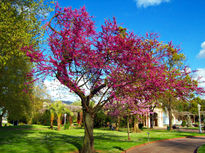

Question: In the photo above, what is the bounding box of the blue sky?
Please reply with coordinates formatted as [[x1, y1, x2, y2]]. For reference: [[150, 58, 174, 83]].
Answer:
[[55, 0, 205, 68], [44, 0, 205, 100]]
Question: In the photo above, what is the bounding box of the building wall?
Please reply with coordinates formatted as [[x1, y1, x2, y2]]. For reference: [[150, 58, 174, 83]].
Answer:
[[145, 108, 182, 128], [154, 108, 164, 127]]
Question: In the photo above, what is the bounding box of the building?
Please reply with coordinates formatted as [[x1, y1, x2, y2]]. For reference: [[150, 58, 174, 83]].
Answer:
[[144, 108, 182, 128]]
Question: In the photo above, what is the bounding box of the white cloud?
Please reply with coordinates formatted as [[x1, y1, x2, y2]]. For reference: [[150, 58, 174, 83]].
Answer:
[[44, 79, 79, 102], [197, 41, 205, 58], [193, 68, 205, 99], [135, 0, 170, 8]]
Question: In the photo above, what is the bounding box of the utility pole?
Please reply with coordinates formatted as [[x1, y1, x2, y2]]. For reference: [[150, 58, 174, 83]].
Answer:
[[198, 104, 202, 133]]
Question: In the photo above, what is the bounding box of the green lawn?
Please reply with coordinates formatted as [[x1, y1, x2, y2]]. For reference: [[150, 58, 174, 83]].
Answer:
[[198, 144, 205, 153], [0, 125, 205, 153]]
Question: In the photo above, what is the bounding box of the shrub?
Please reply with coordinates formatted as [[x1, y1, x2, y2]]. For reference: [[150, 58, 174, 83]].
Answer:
[[64, 122, 70, 130], [138, 123, 143, 129], [182, 120, 186, 127]]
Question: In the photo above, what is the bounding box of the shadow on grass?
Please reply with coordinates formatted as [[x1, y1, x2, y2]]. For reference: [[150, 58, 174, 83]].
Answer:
[[1, 126, 203, 153], [39, 131, 82, 153], [0, 125, 33, 130], [0, 125, 82, 153], [113, 146, 125, 152]]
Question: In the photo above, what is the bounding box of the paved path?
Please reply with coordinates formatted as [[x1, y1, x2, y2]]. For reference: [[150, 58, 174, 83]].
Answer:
[[126, 136, 205, 153]]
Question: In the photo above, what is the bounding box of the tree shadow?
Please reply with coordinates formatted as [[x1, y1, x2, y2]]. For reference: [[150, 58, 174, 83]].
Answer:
[[39, 131, 82, 153], [0, 125, 82, 153], [113, 146, 125, 152]]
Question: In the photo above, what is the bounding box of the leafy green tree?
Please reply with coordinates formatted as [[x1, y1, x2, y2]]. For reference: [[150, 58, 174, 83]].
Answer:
[[47, 101, 73, 130], [30, 84, 51, 124], [159, 45, 203, 130], [47, 102, 55, 129], [71, 101, 82, 106], [0, 55, 33, 125], [0, 0, 52, 126]]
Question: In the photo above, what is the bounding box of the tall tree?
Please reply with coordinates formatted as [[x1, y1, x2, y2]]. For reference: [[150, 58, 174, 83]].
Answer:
[[158, 44, 204, 130], [22, 4, 198, 153], [0, 0, 52, 126]]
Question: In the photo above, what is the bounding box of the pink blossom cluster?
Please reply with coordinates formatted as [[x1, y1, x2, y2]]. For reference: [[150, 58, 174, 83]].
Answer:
[[22, 4, 204, 115]]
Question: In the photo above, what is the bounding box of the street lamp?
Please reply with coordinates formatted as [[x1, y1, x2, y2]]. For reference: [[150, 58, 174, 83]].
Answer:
[[64, 113, 67, 125], [198, 104, 202, 133]]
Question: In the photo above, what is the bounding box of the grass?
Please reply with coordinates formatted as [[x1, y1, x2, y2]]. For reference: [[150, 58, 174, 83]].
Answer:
[[0, 125, 205, 153], [180, 126, 201, 130], [198, 144, 205, 153]]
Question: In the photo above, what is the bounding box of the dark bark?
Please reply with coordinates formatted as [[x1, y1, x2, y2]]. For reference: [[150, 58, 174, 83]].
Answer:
[[0, 115, 2, 127], [150, 113, 154, 129], [168, 97, 172, 131], [50, 119, 53, 129], [69, 115, 73, 125], [168, 107, 172, 131], [77, 112, 83, 127], [150, 105, 156, 129], [81, 110, 95, 153], [127, 115, 130, 141], [50, 114, 54, 129]]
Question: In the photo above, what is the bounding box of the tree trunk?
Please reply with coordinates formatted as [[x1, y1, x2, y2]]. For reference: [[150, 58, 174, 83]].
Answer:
[[50, 113, 54, 129], [167, 96, 173, 131], [127, 115, 130, 141], [57, 115, 61, 131], [79, 111, 83, 127], [0, 115, 3, 127], [133, 115, 140, 132], [69, 115, 73, 126], [150, 113, 154, 129], [168, 106, 172, 131], [50, 115, 54, 129], [50, 119, 54, 129], [81, 111, 95, 153], [116, 116, 120, 131]]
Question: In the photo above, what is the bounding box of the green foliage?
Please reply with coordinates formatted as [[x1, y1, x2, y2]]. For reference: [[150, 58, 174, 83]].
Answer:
[[182, 120, 186, 127], [138, 123, 143, 130], [64, 122, 70, 130], [198, 144, 205, 153], [186, 115, 192, 127], [94, 110, 106, 128], [0, 0, 53, 123], [32, 110, 57, 126], [175, 97, 205, 116], [52, 101, 72, 117], [71, 101, 81, 106]]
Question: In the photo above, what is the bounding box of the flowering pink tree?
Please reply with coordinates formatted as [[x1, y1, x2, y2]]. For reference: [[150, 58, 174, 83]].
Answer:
[[22, 4, 184, 153], [105, 97, 151, 140]]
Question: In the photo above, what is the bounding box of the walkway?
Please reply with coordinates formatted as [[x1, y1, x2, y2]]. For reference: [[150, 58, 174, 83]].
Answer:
[[126, 136, 205, 153]]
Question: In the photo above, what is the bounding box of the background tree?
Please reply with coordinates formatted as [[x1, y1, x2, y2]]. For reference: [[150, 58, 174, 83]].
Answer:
[[47, 102, 55, 129], [156, 44, 205, 130], [0, 0, 52, 126], [0, 55, 33, 126], [52, 101, 72, 131]]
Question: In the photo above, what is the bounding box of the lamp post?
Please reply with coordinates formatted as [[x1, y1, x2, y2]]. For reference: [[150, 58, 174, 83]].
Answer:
[[198, 104, 202, 133], [64, 113, 67, 125]]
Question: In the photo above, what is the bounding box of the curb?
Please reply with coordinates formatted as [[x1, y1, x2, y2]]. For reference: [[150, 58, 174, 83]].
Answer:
[[123, 136, 205, 153]]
